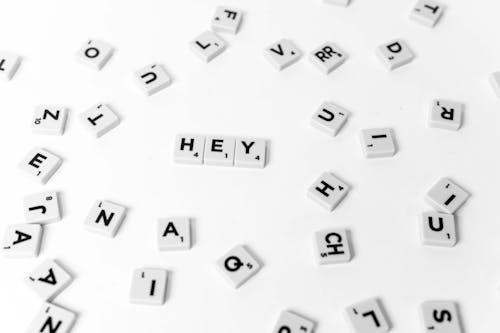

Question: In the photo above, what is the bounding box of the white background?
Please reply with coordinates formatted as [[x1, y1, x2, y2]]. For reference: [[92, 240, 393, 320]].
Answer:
[[1, 0, 499, 332]]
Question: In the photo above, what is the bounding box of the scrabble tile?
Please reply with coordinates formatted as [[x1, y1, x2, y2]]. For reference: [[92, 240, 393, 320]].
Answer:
[[32, 105, 68, 135], [27, 302, 76, 333], [23, 191, 61, 224], [129, 267, 168, 305], [421, 301, 463, 333], [84, 200, 127, 238], [234, 138, 266, 168], [360, 128, 397, 158], [134, 63, 172, 96], [420, 212, 456, 247], [308, 172, 350, 211], [18, 147, 62, 184], [76, 39, 114, 70], [79, 103, 120, 138], [173, 134, 206, 165], [264, 39, 302, 71], [324, 0, 350, 6], [190, 31, 227, 62], [158, 217, 191, 251], [25, 259, 72, 301], [309, 42, 348, 74], [211, 6, 243, 34], [314, 228, 352, 264], [428, 100, 463, 131], [204, 136, 236, 166], [311, 101, 350, 137], [2, 224, 42, 258], [272, 310, 315, 333], [425, 178, 470, 214], [346, 298, 391, 333], [489, 72, 500, 99], [410, 0, 445, 27], [0, 50, 21, 80], [376, 39, 415, 71], [216, 245, 261, 288]]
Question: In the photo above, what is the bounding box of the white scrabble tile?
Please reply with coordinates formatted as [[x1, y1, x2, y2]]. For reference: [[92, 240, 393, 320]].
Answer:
[[234, 138, 266, 168], [76, 39, 114, 70], [27, 302, 76, 333], [346, 298, 391, 333], [376, 39, 415, 71], [32, 105, 68, 135], [2, 224, 42, 258], [18, 147, 62, 184], [134, 63, 172, 96], [360, 128, 397, 158], [0, 50, 21, 80], [211, 6, 243, 34], [490, 72, 500, 99], [308, 172, 350, 211], [272, 310, 315, 333], [410, 0, 445, 27], [425, 178, 470, 214], [190, 31, 227, 62], [428, 100, 463, 131], [79, 103, 120, 138], [309, 41, 347, 74], [129, 267, 168, 305], [315, 228, 352, 264], [421, 301, 463, 333], [173, 134, 206, 165], [84, 200, 127, 238], [158, 217, 191, 251], [25, 259, 72, 301], [420, 212, 456, 247], [216, 245, 261, 288], [264, 39, 302, 71], [23, 191, 61, 224], [311, 101, 350, 137], [204, 136, 236, 166], [324, 0, 350, 6]]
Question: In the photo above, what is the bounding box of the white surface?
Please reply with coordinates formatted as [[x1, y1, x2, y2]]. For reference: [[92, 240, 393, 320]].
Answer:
[[0, 0, 499, 332]]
